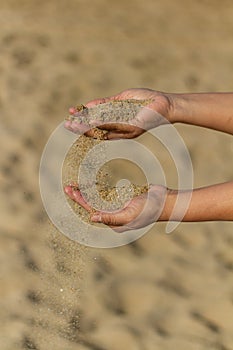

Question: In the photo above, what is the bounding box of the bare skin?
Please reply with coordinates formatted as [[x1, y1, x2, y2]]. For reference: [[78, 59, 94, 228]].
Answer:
[[65, 88, 173, 139], [64, 89, 233, 231], [64, 184, 167, 233]]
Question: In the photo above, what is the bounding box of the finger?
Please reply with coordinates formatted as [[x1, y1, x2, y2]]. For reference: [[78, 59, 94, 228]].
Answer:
[[64, 120, 74, 131], [109, 225, 131, 233], [64, 185, 77, 201], [105, 129, 144, 140], [64, 186, 92, 212], [104, 131, 134, 140], [68, 107, 76, 115], [93, 122, 126, 130], [72, 191, 92, 212], [84, 129, 98, 138], [98, 122, 144, 133], [84, 128, 106, 139], [64, 120, 90, 134], [91, 207, 130, 226], [78, 89, 152, 111], [85, 122, 132, 139], [85, 92, 131, 108]]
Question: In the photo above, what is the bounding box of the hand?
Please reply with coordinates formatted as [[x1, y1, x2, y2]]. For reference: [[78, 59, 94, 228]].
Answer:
[[64, 184, 167, 233], [65, 88, 174, 140]]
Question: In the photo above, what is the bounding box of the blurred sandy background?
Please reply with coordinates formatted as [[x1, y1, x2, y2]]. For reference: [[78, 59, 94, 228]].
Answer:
[[1, 1, 233, 349]]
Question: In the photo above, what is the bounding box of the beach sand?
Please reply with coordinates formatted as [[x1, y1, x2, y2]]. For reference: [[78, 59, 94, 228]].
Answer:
[[1, 1, 233, 349]]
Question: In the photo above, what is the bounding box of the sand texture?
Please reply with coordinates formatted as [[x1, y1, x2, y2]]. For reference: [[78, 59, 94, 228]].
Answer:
[[63, 128, 148, 223], [67, 99, 151, 124], [1, 1, 233, 350]]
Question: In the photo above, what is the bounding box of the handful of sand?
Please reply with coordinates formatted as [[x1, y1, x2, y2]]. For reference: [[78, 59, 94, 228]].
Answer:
[[66, 99, 151, 124]]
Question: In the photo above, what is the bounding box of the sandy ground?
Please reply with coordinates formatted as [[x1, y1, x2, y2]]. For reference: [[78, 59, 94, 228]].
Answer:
[[1, 1, 233, 349]]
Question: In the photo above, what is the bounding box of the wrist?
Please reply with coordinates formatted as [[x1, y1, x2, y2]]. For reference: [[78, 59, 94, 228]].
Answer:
[[158, 188, 178, 221], [148, 91, 178, 125], [163, 92, 180, 124], [166, 93, 189, 124]]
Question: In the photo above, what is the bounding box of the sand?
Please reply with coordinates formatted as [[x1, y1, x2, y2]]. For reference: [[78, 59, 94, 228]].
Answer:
[[67, 99, 152, 124], [1, 1, 233, 350], [63, 100, 149, 223]]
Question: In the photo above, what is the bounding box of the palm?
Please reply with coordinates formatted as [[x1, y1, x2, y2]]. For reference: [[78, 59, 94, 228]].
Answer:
[[115, 88, 170, 110], [117, 88, 172, 134], [64, 184, 167, 233]]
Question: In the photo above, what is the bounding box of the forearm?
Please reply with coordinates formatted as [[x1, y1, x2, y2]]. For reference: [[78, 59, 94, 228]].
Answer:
[[159, 182, 233, 222], [170, 93, 233, 134]]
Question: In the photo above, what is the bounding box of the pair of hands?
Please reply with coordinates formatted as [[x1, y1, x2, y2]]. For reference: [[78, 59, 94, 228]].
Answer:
[[64, 88, 173, 232]]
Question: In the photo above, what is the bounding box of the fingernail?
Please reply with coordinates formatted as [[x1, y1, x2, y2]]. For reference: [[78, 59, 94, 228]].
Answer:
[[64, 186, 69, 194], [91, 214, 101, 222], [69, 107, 76, 114]]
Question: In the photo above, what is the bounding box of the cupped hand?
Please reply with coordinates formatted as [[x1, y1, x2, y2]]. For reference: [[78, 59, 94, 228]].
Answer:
[[64, 183, 167, 233], [65, 88, 174, 140]]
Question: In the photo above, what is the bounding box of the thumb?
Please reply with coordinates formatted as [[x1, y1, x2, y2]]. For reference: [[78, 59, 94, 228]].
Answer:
[[91, 208, 129, 226]]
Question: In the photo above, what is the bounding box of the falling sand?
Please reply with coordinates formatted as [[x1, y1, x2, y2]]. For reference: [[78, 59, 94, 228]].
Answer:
[[29, 100, 150, 349], [64, 99, 150, 224]]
